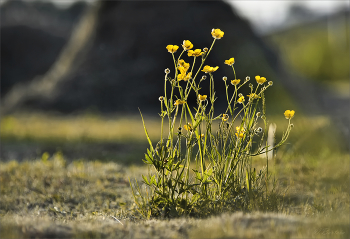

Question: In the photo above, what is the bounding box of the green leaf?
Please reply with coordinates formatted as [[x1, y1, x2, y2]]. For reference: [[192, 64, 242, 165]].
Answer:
[[142, 175, 150, 185], [139, 109, 154, 152]]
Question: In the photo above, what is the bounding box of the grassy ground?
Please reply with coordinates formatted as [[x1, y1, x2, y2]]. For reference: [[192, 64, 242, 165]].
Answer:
[[1, 112, 349, 238]]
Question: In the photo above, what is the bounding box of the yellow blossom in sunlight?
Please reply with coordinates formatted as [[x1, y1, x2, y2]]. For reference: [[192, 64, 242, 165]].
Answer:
[[166, 45, 179, 53], [182, 40, 194, 50], [178, 60, 190, 71], [184, 123, 193, 131], [178, 72, 191, 81], [188, 49, 202, 57], [231, 79, 240, 85], [201, 65, 219, 73], [255, 75, 267, 85], [247, 93, 260, 99], [237, 96, 245, 104], [222, 114, 229, 122], [284, 110, 295, 119], [224, 58, 235, 66], [174, 99, 186, 106], [211, 28, 224, 39], [198, 94, 207, 101], [235, 126, 245, 138], [178, 66, 187, 74]]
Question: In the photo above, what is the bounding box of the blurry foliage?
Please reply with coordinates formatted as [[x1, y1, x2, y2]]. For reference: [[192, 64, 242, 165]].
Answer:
[[268, 11, 349, 82]]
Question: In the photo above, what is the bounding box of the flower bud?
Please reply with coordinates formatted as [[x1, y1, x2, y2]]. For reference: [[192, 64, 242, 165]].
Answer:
[[238, 93, 243, 98], [159, 96, 164, 101], [256, 112, 261, 117], [249, 83, 253, 88], [203, 47, 208, 52], [222, 76, 227, 81], [268, 81, 273, 86], [245, 76, 250, 81], [201, 75, 207, 80], [256, 127, 263, 133], [165, 68, 170, 74]]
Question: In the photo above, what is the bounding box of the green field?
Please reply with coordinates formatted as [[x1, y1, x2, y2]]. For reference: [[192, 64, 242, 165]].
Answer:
[[1, 112, 349, 238]]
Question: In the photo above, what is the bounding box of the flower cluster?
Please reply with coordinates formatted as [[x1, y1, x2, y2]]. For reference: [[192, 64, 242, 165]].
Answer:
[[177, 59, 191, 81], [235, 126, 246, 138]]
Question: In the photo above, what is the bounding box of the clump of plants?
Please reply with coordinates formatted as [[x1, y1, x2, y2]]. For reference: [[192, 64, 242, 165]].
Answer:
[[130, 29, 295, 218]]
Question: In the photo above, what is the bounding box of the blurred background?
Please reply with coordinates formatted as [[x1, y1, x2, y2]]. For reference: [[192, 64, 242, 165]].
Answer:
[[1, 0, 349, 162]]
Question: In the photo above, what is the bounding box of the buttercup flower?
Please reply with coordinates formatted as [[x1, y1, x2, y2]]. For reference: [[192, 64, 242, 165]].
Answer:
[[184, 123, 193, 131], [224, 58, 235, 66], [182, 40, 193, 50], [231, 79, 240, 85], [247, 93, 260, 99], [201, 65, 219, 73], [211, 28, 224, 39], [198, 94, 207, 101], [188, 49, 202, 57], [166, 45, 179, 53], [237, 96, 245, 104], [284, 110, 295, 119], [235, 126, 245, 138], [255, 75, 267, 85], [222, 114, 229, 121], [178, 60, 190, 71], [174, 99, 186, 106], [178, 72, 191, 81]]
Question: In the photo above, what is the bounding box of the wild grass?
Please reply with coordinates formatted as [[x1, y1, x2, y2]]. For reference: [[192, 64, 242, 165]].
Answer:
[[0, 111, 349, 238]]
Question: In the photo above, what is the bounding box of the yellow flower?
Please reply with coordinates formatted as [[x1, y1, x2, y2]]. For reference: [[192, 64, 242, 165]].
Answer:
[[255, 75, 267, 85], [166, 45, 179, 53], [235, 126, 245, 138], [247, 93, 260, 99], [222, 114, 229, 121], [198, 94, 207, 101], [188, 49, 202, 57], [178, 72, 191, 81], [237, 96, 245, 104], [224, 58, 235, 66], [284, 110, 295, 119], [201, 65, 219, 73], [178, 60, 190, 71], [211, 28, 224, 39], [184, 123, 193, 131], [231, 79, 240, 85], [182, 40, 193, 50], [174, 99, 186, 105]]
